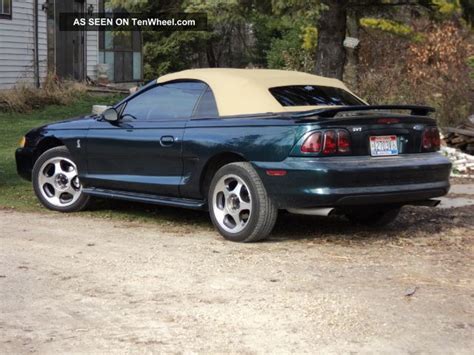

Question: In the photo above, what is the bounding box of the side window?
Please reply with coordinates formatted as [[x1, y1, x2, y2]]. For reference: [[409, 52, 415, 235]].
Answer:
[[121, 81, 206, 121], [193, 88, 219, 117]]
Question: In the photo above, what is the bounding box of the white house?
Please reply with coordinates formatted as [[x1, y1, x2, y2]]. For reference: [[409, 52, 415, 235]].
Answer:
[[0, 0, 142, 90]]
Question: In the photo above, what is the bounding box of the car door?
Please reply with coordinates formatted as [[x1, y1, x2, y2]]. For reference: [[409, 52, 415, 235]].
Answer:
[[84, 81, 207, 197]]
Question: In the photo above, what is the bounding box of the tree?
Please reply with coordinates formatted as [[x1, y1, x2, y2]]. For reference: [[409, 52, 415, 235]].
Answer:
[[314, 0, 473, 80], [314, 0, 348, 79], [106, 0, 472, 82]]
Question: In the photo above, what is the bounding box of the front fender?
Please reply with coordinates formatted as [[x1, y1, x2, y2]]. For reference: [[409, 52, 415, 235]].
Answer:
[[24, 128, 89, 180]]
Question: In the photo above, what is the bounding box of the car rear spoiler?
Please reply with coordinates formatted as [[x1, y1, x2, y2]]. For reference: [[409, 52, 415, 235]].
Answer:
[[294, 105, 435, 118]]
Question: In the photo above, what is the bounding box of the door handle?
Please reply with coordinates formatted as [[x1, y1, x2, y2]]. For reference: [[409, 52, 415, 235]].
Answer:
[[160, 135, 175, 146]]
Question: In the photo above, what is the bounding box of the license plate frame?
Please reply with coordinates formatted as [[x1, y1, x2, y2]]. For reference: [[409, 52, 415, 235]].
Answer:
[[369, 135, 398, 156]]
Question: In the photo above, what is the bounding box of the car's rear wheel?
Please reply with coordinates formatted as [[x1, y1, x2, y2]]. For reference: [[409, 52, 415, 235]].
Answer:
[[344, 206, 401, 227], [208, 162, 277, 242], [32, 146, 90, 212]]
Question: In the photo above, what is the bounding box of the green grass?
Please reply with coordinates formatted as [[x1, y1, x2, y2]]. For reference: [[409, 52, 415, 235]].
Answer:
[[0, 94, 211, 228]]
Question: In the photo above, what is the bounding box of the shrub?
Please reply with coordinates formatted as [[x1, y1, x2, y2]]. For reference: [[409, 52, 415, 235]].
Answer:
[[357, 19, 473, 127], [0, 74, 87, 113]]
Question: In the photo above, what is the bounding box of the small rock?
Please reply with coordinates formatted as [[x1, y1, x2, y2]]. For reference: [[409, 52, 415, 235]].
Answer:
[[404, 286, 418, 297]]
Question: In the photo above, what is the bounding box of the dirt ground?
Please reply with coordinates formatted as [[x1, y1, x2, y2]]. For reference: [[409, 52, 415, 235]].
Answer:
[[0, 189, 473, 353]]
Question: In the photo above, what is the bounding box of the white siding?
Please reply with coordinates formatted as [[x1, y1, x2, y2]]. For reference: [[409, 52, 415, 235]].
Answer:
[[0, 0, 47, 89], [86, 0, 99, 80]]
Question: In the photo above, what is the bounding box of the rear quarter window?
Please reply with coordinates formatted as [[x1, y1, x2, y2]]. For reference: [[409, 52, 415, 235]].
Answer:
[[269, 85, 364, 106], [193, 88, 219, 117]]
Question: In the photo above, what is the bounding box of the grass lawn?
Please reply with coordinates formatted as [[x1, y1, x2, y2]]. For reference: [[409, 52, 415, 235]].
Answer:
[[0, 94, 211, 228]]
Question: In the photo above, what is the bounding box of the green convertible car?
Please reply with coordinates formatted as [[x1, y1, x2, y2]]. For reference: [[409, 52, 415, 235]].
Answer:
[[16, 69, 451, 242]]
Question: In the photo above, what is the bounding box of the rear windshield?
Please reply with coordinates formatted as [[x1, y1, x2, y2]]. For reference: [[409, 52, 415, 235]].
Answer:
[[269, 85, 365, 107]]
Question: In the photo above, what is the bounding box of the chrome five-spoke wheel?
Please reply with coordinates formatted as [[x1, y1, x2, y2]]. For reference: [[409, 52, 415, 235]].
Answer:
[[208, 162, 277, 242], [38, 157, 82, 207], [212, 174, 252, 234], [33, 146, 90, 212]]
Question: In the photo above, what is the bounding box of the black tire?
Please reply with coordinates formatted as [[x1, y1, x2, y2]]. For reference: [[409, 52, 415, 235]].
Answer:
[[208, 162, 278, 242], [32, 146, 90, 212], [345, 206, 401, 227]]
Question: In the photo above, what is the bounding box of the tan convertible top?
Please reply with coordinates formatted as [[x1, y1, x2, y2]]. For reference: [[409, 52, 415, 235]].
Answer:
[[157, 68, 365, 116]]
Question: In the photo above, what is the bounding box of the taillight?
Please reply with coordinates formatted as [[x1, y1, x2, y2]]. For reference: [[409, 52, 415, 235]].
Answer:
[[431, 127, 440, 149], [323, 131, 337, 154], [422, 127, 440, 151], [422, 129, 432, 150], [301, 130, 351, 155], [301, 131, 322, 153], [323, 130, 337, 154], [337, 130, 351, 153]]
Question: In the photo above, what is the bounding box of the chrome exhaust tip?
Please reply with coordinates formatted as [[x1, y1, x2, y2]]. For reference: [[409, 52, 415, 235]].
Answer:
[[406, 199, 441, 207], [286, 207, 335, 216]]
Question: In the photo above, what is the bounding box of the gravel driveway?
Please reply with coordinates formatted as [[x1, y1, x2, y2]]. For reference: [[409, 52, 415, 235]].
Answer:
[[0, 197, 473, 353]]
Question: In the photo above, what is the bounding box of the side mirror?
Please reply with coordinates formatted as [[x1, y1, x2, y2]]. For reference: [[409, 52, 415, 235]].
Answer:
[[102, 107, 119, 122]]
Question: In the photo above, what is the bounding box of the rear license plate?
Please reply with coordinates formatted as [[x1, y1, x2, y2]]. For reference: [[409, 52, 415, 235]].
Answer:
[[369, 135, 398, 156]]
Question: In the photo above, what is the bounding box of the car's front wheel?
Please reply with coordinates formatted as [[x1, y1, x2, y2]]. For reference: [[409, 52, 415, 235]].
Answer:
[[32, 146, 90, 212], [344, 206, 401, 227], [208, 162, 277, 242]]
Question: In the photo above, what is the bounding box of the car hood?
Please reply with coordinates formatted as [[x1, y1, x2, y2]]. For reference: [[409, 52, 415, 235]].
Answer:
[[31, 114, 98, 133]]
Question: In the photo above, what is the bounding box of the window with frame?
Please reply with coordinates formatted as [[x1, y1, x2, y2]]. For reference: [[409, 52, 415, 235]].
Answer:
[[0, 0, 12, 19], [121, 81, 208, 121], [98, 0, 142, 82]]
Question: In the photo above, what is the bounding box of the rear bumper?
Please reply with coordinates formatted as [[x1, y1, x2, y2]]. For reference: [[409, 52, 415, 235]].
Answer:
[[253, 152, 451, 208], [15, 147, 35, 181]]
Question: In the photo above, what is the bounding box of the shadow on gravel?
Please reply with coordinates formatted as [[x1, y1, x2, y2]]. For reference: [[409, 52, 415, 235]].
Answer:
[[86, 198, 473, 244], [271, 205, 474, 243], [86, 199, 212, 228]]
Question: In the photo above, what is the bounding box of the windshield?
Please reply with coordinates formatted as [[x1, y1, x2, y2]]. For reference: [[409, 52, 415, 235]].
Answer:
[[269, 85, 365, 107]]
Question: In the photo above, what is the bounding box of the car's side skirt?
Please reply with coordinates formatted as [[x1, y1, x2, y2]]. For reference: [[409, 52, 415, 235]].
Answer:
[[82, 188, 207, 210]]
